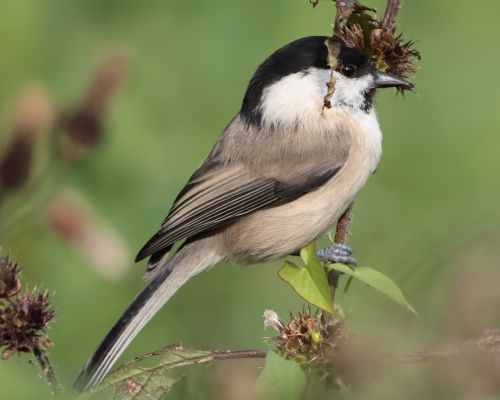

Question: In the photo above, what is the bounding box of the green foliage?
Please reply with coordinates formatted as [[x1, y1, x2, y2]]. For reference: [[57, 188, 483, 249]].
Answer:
[[327, 263, 417, 315], [254, 351, 307, 400], [278, 243, 334, 313], [279, 242, 416, 316], [80, 346, 215, 400]]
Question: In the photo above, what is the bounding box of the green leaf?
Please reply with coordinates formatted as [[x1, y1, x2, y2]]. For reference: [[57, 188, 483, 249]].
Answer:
[[299, 243, 314, 265], [327, 264, 418, 316], [254, 351, 307, 400], [79, 345, 222, 400], [279, 243, 333, 312]]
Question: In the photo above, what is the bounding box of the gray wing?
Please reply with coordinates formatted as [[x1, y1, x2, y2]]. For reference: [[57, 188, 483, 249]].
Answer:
[[136, 115, 350, 262]]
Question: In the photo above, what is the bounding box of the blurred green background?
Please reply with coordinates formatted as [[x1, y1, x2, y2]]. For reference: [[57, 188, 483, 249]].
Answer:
[[1, 0, 500, 399]]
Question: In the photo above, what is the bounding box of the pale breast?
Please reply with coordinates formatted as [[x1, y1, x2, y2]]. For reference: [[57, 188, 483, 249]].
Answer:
[[223, 108, 382, 262]]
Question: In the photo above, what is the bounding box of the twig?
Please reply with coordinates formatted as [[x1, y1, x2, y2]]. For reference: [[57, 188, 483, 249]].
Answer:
[[32, 346, 59, 395], [126, 343, 268, 366], [326, 204, 354, 316], [212, 349, 268, 361], [336, 0, 357, 6], [334, 203, 353, 245], [382, 0, 402, 31]]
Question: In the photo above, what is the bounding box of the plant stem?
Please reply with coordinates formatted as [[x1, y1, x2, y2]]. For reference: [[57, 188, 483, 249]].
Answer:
[[382, 0, 402, 31], [212, 349, 268, 361], [326, 204, 354, 317], [334, 203, 353, 245], [336, 0, 357, 7], [32, 346, 59, 395]]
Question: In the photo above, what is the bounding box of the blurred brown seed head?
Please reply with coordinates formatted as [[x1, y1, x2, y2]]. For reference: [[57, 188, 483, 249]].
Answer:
[[0, 256, 21, 299], [63, 107, 103, 149], [0, 289, 55, 356], [11, 85, 55, 137], [86, 54, 128, 113], [0, 135, 32, 191], [47, 195, 87, 243], [47, 191, 130, 280], [0, 85, 54, 191], [59, 54, 128, 160]]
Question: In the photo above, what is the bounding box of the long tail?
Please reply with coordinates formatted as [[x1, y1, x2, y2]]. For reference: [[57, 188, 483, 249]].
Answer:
[[74, 239, 221, 392]]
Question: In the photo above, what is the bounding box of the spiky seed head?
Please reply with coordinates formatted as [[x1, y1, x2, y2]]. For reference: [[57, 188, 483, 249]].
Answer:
[[0, 289, 55, 356]]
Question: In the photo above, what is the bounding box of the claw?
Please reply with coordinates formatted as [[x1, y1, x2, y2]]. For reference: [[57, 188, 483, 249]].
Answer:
[[317, 243, 357, 266]]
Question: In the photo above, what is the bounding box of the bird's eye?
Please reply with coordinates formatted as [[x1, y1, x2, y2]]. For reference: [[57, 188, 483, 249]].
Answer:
[[340, 64, 357, 78]]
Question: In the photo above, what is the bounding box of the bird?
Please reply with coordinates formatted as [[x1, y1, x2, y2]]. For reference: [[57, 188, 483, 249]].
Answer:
[[74, 35, 413, 391]]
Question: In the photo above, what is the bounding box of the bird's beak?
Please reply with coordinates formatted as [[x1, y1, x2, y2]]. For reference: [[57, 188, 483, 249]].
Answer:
[[373, 70, 414, 90]]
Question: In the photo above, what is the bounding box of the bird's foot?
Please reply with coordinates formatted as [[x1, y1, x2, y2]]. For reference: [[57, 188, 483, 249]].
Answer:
[[316, 243, 357, 266]]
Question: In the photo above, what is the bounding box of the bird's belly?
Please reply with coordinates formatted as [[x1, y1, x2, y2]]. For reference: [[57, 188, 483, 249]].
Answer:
[[224, 155, 376, 262]]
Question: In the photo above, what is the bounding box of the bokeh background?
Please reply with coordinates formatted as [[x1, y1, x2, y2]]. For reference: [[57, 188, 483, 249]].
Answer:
[[1, 0, 500, 399]]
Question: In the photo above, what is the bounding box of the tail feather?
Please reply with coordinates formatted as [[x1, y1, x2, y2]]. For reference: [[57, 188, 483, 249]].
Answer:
[[74, 239, 221, 392]]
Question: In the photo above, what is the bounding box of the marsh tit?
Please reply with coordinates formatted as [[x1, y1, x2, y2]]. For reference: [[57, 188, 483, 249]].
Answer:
[[75, 35, 413, 391]]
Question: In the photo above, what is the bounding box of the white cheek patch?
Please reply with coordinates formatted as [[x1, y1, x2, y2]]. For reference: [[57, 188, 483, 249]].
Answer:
[[258, 67, 375, 128], [259, 68, 331, 128]]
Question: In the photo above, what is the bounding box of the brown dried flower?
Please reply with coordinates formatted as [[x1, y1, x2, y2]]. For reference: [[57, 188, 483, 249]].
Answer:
[[0, 289, 55, 357], [47, 191, 131, 280], [0, 85, 55, 191], [264, 308, 350, 373], [0, 256, 21, 299], [58, 54, 128, 160], [342, 23, 368, 51], [0, 134, 32, 191], [336, 5, 420, 86], [370, 28, 420, 79]]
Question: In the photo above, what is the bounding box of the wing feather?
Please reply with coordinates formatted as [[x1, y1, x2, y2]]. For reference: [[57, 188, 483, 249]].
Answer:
[[135, 164, 339, 262]]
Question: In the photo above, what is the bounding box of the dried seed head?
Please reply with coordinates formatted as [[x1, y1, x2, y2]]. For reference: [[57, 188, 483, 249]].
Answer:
[[58, 54, 128, 160], [0, 85, 55, 191], [0, 256, 21, 299], [341, 23, 367, 51], [370, 29, 420, 80], [0, 134, 32, 191], [47, 191, 131, 280], [264, 309, 347, 361], [335, 5, 420, 88], [263, 309, 351, 385], [63, 107, 104, 148], [0, 289, 55, 355], [12, 85, 55, 136]]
